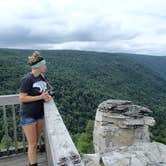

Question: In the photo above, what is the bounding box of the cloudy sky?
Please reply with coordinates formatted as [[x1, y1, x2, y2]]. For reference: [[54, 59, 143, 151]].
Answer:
[[0, 0, 166, 55]]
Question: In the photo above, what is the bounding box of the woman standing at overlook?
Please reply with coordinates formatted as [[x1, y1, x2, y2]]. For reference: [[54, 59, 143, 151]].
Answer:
[[19, 51, 52, 166]]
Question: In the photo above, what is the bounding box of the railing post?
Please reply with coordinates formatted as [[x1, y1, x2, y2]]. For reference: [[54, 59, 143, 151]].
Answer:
[[2, 105, 9, 155], [19, 104, 26, 153], [12, 105, 18, 153]]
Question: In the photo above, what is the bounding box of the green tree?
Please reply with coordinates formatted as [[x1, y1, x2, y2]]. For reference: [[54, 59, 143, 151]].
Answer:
[[77, 120, 94, 153], [1, 135, 13, 150]]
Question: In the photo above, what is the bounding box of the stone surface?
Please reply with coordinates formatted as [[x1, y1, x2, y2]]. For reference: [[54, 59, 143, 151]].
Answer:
[[0, 152, 47, 166], [101, 142, 166, 166], [81, 153, 100, 166], [44, 99, 84, 166]]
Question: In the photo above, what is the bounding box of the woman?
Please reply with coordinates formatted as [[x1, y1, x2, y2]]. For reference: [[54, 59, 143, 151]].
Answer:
[[19, 51, 52, 166]]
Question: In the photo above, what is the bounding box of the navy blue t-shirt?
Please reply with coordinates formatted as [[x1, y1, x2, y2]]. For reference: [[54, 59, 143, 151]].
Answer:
[[19, 72, 48, 119]]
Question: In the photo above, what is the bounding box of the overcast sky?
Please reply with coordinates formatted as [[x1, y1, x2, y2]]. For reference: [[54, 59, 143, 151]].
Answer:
[[0, 0, 166, 55]]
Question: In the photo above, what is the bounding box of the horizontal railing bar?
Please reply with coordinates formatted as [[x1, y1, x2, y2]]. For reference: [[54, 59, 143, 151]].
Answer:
[[0, 94, 20, 106]]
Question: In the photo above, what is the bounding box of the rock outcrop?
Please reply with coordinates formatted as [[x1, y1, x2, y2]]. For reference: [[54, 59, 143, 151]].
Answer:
[[83, 99, 166, 166], [93, 100, 155, 153]]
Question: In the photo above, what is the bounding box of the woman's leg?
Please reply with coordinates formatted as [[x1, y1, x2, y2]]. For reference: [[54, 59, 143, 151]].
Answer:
[[36, 119, 45, 141], [23, 123, 38, 165]]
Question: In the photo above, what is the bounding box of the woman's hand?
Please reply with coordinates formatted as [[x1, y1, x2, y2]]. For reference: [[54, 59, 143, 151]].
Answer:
[[44, 94, 52, 102], [40, 91, 52, 102]]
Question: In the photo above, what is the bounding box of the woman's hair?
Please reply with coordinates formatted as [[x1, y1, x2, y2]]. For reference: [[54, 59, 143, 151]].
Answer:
[[27, 51, 44, 66]]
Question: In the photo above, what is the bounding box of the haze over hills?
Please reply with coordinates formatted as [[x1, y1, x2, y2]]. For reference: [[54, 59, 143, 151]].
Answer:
[[121, 53, 166, 80], [0, 48, 166, 147]]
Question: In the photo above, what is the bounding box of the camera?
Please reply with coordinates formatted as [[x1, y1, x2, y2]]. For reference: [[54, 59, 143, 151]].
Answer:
[[48, 90, 56, 97]]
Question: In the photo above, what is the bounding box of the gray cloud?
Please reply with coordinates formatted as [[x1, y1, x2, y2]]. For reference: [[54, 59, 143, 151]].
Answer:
[[0, 16, 139, 46], [0, 0, 166, 55]]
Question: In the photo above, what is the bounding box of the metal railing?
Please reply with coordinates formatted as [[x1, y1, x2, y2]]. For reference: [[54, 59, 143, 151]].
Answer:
[[0, 94, 27, 156], [0, 94, 84, 165]]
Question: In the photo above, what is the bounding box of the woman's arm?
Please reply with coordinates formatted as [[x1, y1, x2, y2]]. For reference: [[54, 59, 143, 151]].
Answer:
[[19, 91, 50, 103]]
